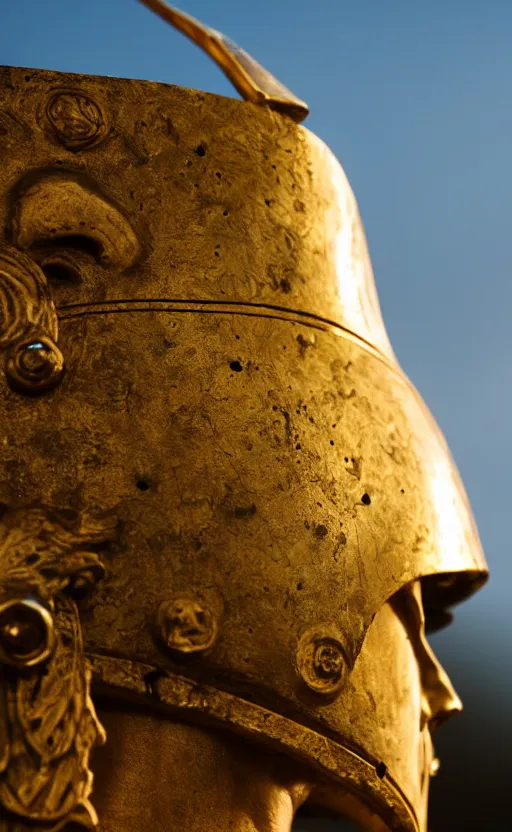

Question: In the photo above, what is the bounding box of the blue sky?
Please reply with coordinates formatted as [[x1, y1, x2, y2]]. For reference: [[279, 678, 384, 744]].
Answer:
[[1, 0, 511, 717]]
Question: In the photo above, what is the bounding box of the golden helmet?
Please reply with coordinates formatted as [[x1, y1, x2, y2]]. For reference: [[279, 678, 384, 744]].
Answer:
[[0, 5, 487, 831]]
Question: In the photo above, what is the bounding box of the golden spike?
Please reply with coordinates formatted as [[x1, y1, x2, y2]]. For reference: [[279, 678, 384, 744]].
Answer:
[[137, 0, 309, 122]]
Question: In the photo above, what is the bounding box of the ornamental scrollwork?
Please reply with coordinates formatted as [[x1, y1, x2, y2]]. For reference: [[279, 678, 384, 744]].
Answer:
[[0, 506, 114, 831], [0, 247, 64, 395]]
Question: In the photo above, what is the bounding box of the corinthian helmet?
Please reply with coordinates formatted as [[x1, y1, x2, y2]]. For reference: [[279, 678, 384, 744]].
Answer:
[[0, 3, 487, 831]]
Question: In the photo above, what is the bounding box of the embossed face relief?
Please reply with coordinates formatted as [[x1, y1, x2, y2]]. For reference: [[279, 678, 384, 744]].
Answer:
[[157, 596, 219, 655], [46, 90, 108, 151]]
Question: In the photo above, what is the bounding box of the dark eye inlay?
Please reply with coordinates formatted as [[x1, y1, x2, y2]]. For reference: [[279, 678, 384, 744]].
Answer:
[[31, 233, 111, 287], [33, 245, 95, 287], [37, 234, 103, 261], [40, 258, 82, 285]]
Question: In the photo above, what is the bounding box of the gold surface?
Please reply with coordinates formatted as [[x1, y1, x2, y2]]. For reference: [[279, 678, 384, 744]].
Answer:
[[0, 17, 487, 832]]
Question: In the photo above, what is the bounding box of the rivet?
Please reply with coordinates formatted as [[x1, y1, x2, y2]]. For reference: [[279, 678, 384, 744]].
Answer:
[[296, 626, 347, 696], [6, 336, 64, 395], [0, 597, 55, 668], [157, 597, 218, 657]]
